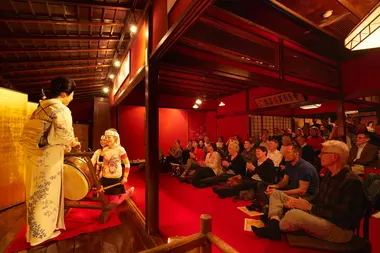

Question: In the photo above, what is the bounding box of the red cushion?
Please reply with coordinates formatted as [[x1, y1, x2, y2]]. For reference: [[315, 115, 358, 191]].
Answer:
[[364, 168, 380, 178]]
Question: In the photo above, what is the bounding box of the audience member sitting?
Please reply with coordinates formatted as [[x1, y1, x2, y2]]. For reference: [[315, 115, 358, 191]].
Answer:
[[216, 136, 225, 150], [271, 128, 282, 149], [198, 139, 207, 158], [166, 140, 183, 164], [322, 118, 333, 132], [258, 145, 319, 206], [296, 135, 315, 164], [198, 140, 246, 187], [241, 139, 257, 164], [267, 139, 283, 167], [295, 128, 304, 138], [180, 140, 205, 179], [214, 146, 275, 198], [311, 118, 321, 129], [252, 140, 366, 243], [370, 124, 380, 148], [204, 135, 210, 147], [303, 123, 310, 138], [186, 140, 192, 151], [280, 135, 292, 154], [260, 134, 270, 150], [364, 173, 380, 218], [307, 127, 324, 155], [367, 121, 375, 133], [348, 133, 379, 174], [191, 143, 222, 188]]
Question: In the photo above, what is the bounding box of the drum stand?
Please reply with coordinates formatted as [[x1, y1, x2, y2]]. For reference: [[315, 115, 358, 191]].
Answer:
[[64, 152, 117, 224]]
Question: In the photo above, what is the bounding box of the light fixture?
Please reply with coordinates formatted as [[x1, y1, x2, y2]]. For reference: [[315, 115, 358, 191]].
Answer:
[[300, 104, 322, 110], [219, 101, 225, 107], [103, 87, 109, 93], [193, 104, 199, 109], [322, 10, 333, 18], [114, 60, 121, 67], [195, 98, 202, 105], [345, 4, 380, 51], [130, 25, 137, 34], [345, 110, 359, 115], [109, 74, 115, 79]]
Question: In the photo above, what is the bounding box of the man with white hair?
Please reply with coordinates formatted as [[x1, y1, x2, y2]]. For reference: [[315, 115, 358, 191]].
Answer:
[[252, 140, 366, 243]]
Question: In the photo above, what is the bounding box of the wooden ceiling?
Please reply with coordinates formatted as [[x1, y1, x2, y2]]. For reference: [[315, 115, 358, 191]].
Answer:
[[270, 0, 380, 39], [0, 0, 145, 101]]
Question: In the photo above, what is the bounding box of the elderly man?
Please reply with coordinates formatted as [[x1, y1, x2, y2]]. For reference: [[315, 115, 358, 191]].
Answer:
[[252, 141, 366, 243]]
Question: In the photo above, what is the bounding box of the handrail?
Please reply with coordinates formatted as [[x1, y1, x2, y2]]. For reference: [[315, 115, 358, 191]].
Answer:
[[140, 214, 240, 253]]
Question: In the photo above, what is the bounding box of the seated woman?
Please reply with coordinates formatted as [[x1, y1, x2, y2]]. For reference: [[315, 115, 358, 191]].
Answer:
[[214, 146, 276, 198], [166, 140, 183, 164], [191, 143, 222, 188], [197, 140, 246, 187], [180, 140, 205, 179]]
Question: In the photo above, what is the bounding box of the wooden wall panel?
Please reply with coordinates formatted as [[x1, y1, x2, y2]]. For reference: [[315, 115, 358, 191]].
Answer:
[[0, 88, 28, 211], [93, 97, 110, 151], [73, 124, 89, 151]]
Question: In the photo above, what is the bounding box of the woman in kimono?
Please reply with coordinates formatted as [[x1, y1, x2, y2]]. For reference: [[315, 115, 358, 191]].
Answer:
[[21, 76, 80, 246]]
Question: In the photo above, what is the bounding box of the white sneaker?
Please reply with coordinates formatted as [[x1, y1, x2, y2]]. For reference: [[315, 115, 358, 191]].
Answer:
[[372, 211, 380, 219]]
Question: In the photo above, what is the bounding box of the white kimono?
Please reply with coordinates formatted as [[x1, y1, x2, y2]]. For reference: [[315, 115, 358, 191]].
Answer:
[[21, 99, 74, 245]]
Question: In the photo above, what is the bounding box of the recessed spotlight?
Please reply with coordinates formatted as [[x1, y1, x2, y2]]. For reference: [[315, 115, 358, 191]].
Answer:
[[195, 98, 202, 105], [103, 87, 109, 93], [109, 74, 115, 79], [193, 104, 199, 109], [323, 10, 333, 18], [114, 60, 121, 67], [97, 62, 102, 65]]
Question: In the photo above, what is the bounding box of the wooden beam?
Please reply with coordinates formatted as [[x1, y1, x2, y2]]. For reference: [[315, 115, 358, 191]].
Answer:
[[145, 6, 159, 236], [23, 0, 131, 11], [27, 84, 105, 93], [0, 17, 125, 27], [0, 48, 115, 54], [0, 58, 113, 66], [18, 79, 106, 87], [8, 71, 106, 81], [4, 64, 110, 75], [159, 77, 241, 92], [336, 0, 366, 19], [0, 35, 122, 41]]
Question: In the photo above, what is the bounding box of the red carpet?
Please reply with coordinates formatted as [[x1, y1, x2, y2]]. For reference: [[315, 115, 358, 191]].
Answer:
[[6, 205, 121, 253], [127, 167, 380, 253]]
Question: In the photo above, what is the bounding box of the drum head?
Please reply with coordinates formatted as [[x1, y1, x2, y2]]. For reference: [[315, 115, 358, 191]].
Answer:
[[63, 163, 90, 200]]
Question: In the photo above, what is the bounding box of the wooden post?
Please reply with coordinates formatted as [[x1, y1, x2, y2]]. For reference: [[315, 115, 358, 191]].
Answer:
[[377, 110, 380, 125], [145, 6, 159, 235], [336, 101, 346, 141], [200, 214, 212, 253]]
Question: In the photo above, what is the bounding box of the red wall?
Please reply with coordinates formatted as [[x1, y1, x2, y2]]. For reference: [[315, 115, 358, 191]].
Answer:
[[342, 51, 380, 99], [118, 105, 218, 159], [217, 91, 249, 140], [189, 111, 206, 140], [206, 111, 217, 141]]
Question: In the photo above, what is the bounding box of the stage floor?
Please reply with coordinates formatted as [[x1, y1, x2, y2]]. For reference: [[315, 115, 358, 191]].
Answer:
[[127, 167, 380, 253]]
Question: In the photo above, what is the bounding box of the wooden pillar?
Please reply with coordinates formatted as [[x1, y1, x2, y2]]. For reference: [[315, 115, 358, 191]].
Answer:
[[145, 6, 159, 235], [93, 97, 110, 150], [200, 214, 212, 253], [376, 110, 380, 124], [336, 101, 346, 141]]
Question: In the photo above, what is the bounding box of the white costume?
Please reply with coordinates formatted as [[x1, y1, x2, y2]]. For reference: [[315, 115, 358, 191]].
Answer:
[[21, 99, 74, 245]]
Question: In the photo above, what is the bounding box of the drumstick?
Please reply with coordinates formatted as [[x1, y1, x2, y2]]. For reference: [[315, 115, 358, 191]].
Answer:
[[97, 182, 122, 192]]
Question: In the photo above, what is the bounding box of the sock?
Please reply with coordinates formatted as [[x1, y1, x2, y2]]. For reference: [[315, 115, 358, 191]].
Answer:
[[266, 219, 281, 241]]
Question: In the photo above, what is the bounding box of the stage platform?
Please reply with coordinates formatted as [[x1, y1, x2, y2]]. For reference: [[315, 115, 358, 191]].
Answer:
[[126, 167, 380, 253]]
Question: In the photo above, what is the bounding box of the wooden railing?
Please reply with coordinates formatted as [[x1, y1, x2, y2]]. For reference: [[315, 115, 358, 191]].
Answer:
[[140, 214, 239, 253]]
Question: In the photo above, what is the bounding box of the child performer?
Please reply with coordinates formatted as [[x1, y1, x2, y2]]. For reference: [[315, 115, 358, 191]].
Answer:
[[91, 135, 107, 178], [98, 128, 130, 195]]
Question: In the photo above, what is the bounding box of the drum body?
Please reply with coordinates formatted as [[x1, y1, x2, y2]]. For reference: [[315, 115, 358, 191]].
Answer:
[[63, 157, 94, 200]]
